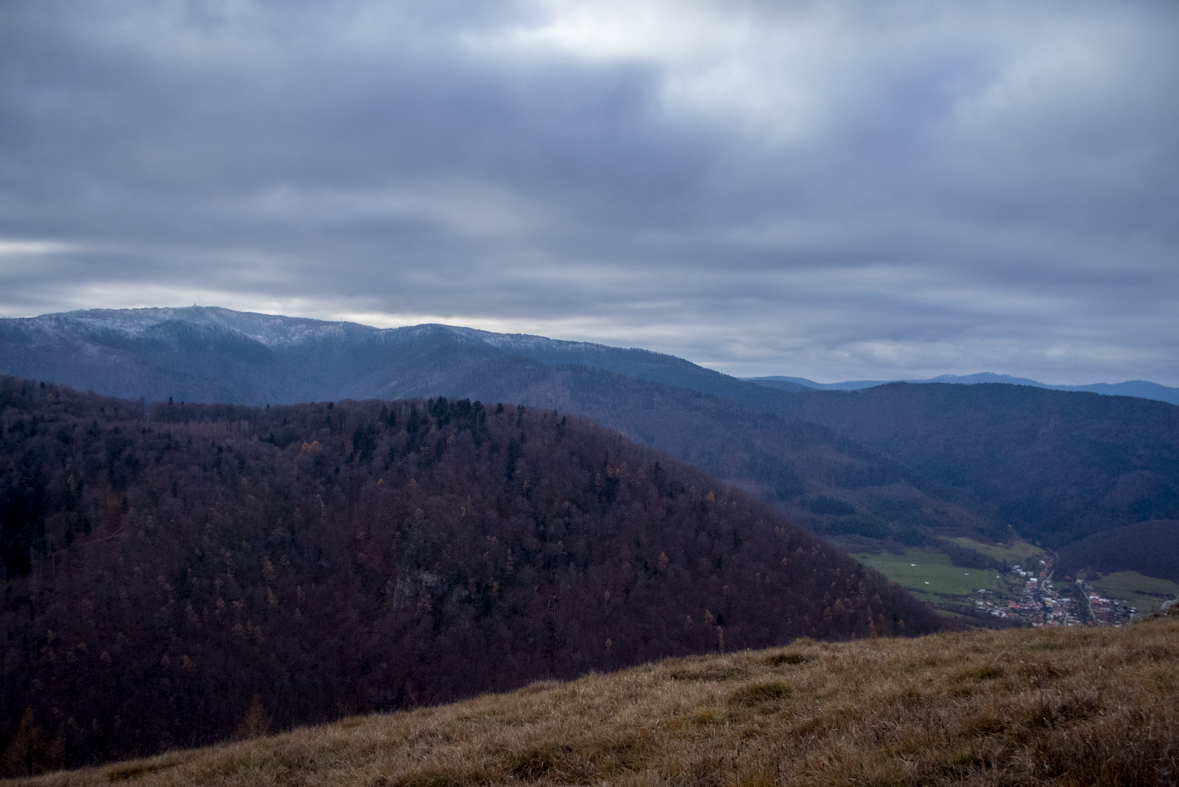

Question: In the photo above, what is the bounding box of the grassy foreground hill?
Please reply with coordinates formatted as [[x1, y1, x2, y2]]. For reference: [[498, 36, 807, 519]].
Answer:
[[5, 609, 1176, 787]]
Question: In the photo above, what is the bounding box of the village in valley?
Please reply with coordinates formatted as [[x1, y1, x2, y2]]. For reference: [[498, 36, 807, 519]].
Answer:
[[849, 540, 1177, 629], [969, 554, 1135, 627]]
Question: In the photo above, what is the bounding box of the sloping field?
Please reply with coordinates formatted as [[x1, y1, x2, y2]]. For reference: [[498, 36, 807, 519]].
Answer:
[[1090, 571, 1179, 615], [849, 547, 1003, 603], [6, 610, 1177, 787], [947, 538, 1042, 567]]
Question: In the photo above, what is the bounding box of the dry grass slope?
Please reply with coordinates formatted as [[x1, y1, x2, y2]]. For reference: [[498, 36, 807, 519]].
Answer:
[[8, 611, 1178, 787]]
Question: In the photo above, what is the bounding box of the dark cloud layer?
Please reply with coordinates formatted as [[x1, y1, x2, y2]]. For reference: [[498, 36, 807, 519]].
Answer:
[[1, 0, 1177, 383]]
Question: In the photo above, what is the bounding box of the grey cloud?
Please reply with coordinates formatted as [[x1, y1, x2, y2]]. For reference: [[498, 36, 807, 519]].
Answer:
[[1, 0, 1177, 385]]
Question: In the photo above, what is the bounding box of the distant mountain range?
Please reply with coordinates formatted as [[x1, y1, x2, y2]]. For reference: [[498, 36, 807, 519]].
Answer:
[[749, 373, 1179, 407], [2, 307, 1176, 582], [0, 306, 809, 406]]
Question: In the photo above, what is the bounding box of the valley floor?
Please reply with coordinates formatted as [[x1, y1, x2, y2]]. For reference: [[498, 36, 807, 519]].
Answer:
[[5, 610, 1177, 787], [850, 540, 1179, 626]]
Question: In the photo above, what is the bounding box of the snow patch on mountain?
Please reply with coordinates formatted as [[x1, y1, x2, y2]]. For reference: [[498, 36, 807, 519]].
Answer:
[[442, 325, 616, 354], [14, 307, 647, 359], [14, 307, 372, 348]]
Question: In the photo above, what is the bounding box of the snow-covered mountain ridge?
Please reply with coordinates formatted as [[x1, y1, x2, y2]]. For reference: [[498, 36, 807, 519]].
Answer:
[[4, 306, 1174, 407], [0, 306, 752, 406], [11, 306, 631, 355]]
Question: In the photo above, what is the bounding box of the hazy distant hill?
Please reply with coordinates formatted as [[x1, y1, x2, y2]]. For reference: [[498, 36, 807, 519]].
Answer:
[[768, 384, 1179, 560], [0, 377, 939, 770], [0, 307, 808, 406], [1055, 520, 1179, 581], [0, 307, 480, 404], [750, 372, 1179, 406], [1060, 379, 1179, 407]]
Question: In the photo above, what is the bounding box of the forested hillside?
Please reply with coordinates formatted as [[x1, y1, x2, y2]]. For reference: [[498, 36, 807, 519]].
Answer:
[[418, 362, 997, 545], [0, 376, 938, 773], [769, 383, 1179, 573]]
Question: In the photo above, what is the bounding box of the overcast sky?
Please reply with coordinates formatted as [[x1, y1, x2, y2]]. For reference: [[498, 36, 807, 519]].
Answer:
[[1, 0, 1177, 384]]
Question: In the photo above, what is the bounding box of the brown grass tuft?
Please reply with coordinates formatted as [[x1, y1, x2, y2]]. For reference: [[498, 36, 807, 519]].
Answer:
[[388, 765, 489, 787], [765, 652, 809, 666], [727, 682, 793, 707]]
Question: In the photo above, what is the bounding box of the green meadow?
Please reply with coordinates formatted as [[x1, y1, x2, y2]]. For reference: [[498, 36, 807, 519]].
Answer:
[[850, 547, 1004, 602], [948, 537, 1042, 567], [1089, 571, 1179, 615]]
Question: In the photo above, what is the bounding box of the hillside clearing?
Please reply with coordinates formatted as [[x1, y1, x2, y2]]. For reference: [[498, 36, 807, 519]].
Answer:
[[850, 547, 1003, 601], [1089, 571, 1179, 615], [948, 538, 1042, 566], [7, 611, 1177, 787]]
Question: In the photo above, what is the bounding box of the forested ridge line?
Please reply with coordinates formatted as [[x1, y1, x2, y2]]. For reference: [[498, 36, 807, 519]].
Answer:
[[0, 376, 939, 774]]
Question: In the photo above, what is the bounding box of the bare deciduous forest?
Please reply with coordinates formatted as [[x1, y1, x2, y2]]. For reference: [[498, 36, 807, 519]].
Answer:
[[0, 377, 938, 774]]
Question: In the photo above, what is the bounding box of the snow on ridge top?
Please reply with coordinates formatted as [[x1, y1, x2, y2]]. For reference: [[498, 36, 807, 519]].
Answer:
[[19, 307, 463, 348], [41, 307, 198, 336], [447, 326, 693, 364], [442, 325, 617, 353], [29, 306, 380, 347], [375, 323, 615, 353], [15, 307, 653, 356], [194, 309, 382, 347]]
